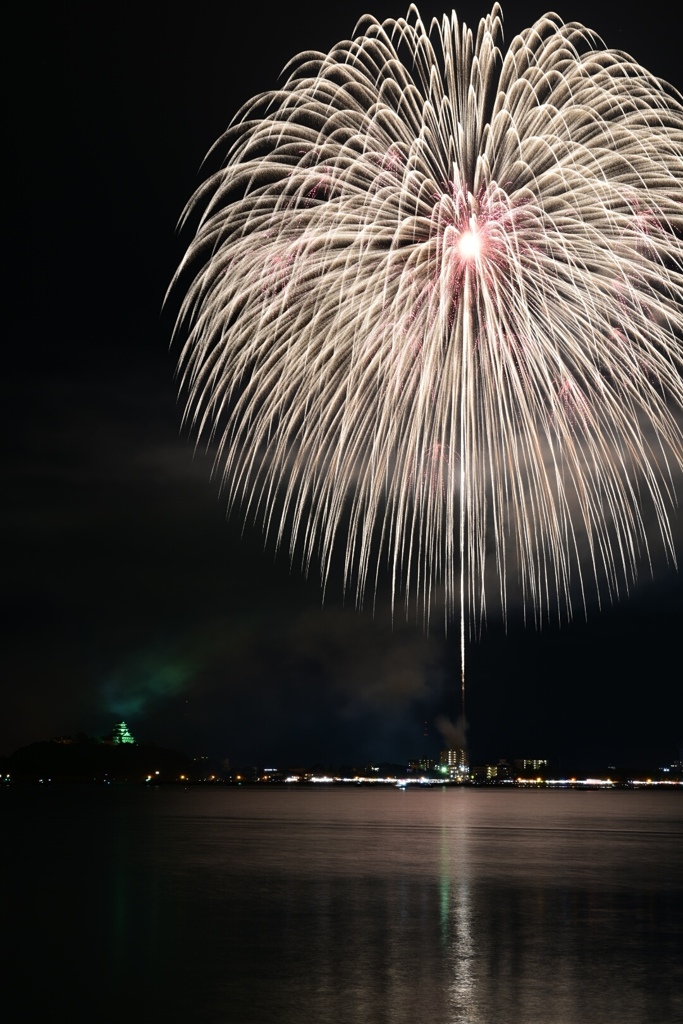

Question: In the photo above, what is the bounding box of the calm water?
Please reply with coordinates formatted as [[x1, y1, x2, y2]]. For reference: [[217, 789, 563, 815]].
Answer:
[[2, 785, 682, 1023]]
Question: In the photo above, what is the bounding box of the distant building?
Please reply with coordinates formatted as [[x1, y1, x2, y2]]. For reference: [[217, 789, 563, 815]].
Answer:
[[514, 758, 548, 775], [440, 748, 469, 780], [470, 763, 499, 783], [112, 721, 135, 745], [496, 759, 515, 781], [408, 757, 436, 772]]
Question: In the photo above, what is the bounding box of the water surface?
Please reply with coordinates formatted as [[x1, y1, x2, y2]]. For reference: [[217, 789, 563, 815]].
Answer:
[[3, 786, 681, 1023]]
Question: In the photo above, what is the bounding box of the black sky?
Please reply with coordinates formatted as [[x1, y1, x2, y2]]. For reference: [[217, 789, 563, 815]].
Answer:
[[5, 1, 682, 771]]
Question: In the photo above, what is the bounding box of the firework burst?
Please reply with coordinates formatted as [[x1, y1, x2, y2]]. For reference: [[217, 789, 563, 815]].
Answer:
[[172, 5, 683, 691]]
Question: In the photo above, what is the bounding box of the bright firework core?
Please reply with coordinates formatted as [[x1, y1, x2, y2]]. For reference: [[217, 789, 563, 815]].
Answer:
[[458, 229, 482, 261]]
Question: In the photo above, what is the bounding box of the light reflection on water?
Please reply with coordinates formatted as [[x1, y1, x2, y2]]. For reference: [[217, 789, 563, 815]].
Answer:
[[3, 786, 682, 1023]]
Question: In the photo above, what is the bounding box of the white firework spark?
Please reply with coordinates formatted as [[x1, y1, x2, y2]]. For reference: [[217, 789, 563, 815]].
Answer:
[[172, 5, 683, 695]]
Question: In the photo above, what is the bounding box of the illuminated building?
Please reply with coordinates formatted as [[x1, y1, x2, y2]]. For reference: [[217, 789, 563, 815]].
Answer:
[[470, 764, 499, 783], [112, 721, 135, 745], [514, 758, 548, 774], [440, 748, 469, 781]]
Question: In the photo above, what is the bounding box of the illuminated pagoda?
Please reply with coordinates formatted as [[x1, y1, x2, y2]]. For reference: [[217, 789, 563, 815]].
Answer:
[[112, 721, 136, 745]]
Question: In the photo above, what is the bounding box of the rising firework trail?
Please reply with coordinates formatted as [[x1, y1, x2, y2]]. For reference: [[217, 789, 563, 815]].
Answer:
[[172, 6, 683, 710]]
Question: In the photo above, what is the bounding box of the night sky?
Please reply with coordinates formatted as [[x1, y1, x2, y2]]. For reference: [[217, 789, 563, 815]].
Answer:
[[5, 1, 682, 772]]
